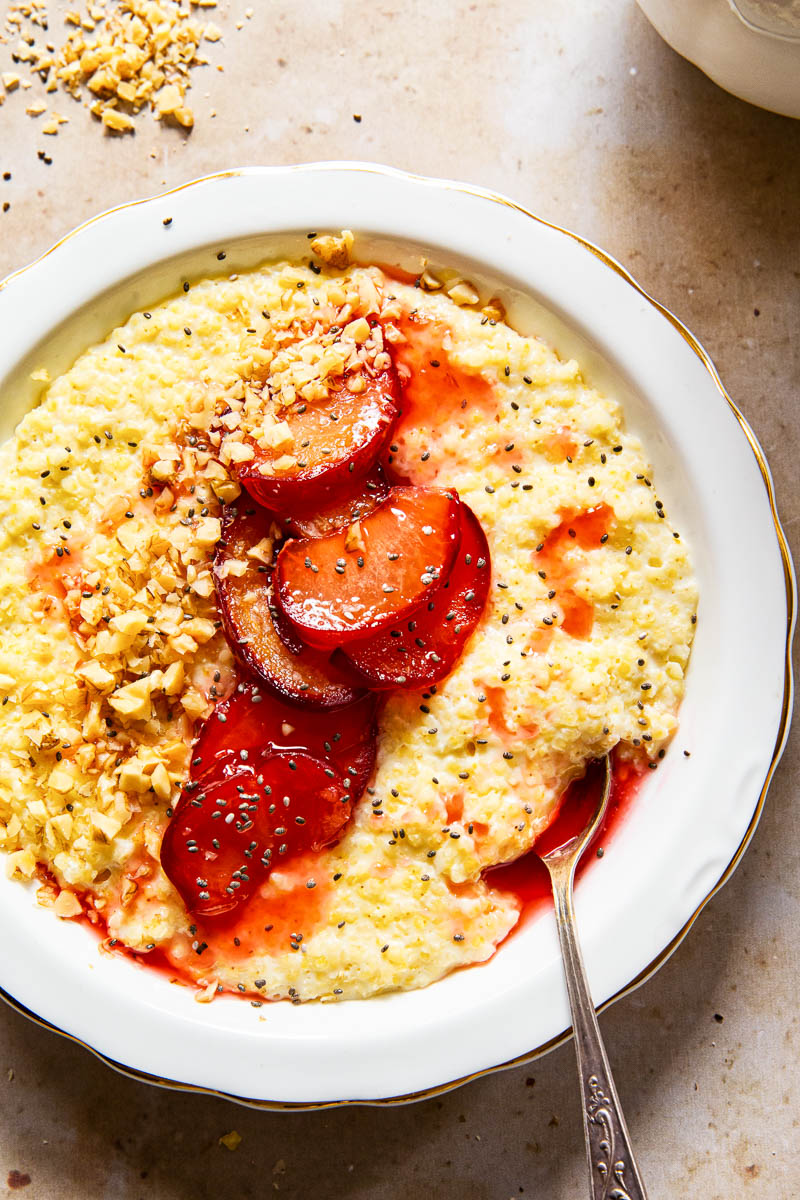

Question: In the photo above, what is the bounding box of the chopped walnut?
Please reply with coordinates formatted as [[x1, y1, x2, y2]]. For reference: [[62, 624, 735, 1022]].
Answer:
[[53, 890, 83, 918], [344, 521, 366, 554], [446, 279, 481, 307], [310, 230, 354, 269]]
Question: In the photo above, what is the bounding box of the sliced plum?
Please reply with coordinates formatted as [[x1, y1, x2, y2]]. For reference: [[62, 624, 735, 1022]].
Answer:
[[286, 468, 391, 539], [161, 765, 264, 917], [274, 486, 462, 648], [189, 678, 378, 798], [214, 501, 363, 709], [236, 368, 399, 514], [161, 749, 350, 918], [339, 503, 491, 689]]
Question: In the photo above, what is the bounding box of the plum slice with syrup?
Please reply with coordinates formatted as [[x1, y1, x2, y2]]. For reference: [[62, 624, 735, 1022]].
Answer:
[[214, 501, 364, 709], [188, 679, 378, 801], [274, 485, 462, 648], [284, 467, 390, 539], [160, 749, 350, 918], [340, 503, 491, 689], [160, 681, 378, 917], [236, 369, 399, 514]]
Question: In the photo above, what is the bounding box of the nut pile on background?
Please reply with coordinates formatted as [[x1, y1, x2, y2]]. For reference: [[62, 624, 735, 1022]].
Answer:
[[0, 0, 228, 134]]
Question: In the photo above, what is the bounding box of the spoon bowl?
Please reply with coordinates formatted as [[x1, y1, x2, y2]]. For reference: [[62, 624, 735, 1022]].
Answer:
[[537, 756, 612, 874]]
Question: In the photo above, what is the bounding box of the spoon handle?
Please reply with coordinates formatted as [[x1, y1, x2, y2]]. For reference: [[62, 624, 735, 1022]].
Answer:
[[549, 861, 649, 1200]]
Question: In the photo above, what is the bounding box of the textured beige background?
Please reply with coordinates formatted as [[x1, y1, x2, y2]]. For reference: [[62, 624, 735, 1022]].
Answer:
[[1, 1, 799, 1197]]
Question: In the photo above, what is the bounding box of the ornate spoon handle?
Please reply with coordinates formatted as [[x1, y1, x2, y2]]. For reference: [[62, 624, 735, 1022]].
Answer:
[[548, 858, 649, 1200]]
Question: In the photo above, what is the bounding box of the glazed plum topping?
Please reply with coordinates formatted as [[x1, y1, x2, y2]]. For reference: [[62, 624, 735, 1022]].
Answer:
[[237, 369, 399, 514], [161, 750, 350, 918], [285, 468, 391, 539], [162, 327, 497, 928], [161, 682, 378, 916], [274, 486, 462, 648], [189, 679, 378, 796], [340, 504, 491, 689], [214, 502, 364, 709], [161, 767, 264, 917]]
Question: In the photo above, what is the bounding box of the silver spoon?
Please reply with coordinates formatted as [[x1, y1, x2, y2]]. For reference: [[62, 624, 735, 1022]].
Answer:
[[537, 755, 648, 1200]]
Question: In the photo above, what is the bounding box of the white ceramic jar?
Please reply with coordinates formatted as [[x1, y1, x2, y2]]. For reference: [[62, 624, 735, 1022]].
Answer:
[[637, 0, 800, 118]]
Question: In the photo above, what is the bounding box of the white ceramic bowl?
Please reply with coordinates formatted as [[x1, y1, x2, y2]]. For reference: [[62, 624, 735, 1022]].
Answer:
[[0, 164, 793, 1108]]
